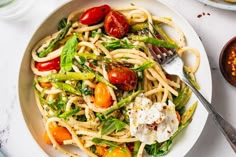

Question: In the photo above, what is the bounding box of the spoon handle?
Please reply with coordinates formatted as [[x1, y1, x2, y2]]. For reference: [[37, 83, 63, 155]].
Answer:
[[182, 76, 236, 153]]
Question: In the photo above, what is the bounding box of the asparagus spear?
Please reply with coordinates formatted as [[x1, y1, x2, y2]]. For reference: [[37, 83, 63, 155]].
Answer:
[[174, 86, 192, 109], [129, 35, 178, 49], [104, 90, 142, 116], [38, 72, 95, 82], [38, 22, 72, 58], [52, 82, 81, 96], [181, 101, 198, 124]]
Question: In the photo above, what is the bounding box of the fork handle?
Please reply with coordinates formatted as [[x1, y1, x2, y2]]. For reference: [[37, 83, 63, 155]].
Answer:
[[181, 76, 236, 153]]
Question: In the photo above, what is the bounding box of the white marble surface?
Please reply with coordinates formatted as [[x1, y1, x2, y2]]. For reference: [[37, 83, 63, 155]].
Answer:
[[0, 0, 235, 156]]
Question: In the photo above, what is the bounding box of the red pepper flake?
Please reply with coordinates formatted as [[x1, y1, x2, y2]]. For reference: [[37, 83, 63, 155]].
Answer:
[[197, 14, 202, 18], [197, 12, 211, 18]]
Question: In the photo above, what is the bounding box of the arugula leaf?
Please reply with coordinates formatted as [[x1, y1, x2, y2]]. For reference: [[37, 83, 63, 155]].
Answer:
[[101, 118, 126, 135], [145, 140, 172, 157], [76, 115, 87, 122], [95, 113, 107, 122], [131, 61, 154, 72], [59, 107, 80, 119], [79, 81, 93, 96], [60, 34, 78, 72], [91, 30, 103, 38], [38, 22, 72, 58], [92, 138, 126, 152], [58, 18, 67, 31]]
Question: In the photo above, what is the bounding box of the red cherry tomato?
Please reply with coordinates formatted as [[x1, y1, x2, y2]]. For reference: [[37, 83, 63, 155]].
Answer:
[[79, 4, 111, 25], [108, 67, 137, 91], [35, 57, 60, 71], [104, 10, 129, 38]]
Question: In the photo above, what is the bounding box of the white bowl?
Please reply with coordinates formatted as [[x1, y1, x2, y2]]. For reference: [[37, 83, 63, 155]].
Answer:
[[18, 0, 212, 156]]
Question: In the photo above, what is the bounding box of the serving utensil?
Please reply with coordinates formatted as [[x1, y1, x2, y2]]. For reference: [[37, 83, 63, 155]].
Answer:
[[142, 24, 236, 152]]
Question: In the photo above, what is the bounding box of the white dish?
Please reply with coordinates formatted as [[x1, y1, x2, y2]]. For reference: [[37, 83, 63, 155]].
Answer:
[[18, 0, 212, 156], [198, 0, 236, 11]]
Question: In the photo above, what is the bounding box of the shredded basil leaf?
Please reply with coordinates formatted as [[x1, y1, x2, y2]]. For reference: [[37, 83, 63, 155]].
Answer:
[[60, 33, 78, 72]]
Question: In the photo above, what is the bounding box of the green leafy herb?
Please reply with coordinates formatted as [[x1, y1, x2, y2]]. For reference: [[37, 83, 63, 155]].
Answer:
[[79, 81, 93, 96], [101, 118, 126, 135], [92, 138, 126, 152], [131, 61, 154, 72], [58, 18, 67, 31], [78, 56, 86, 65], [96, 113, 107, 122], [38, 22, 72, 58], [145, 140, 172, 157], [59, 107, 80, 119], [60, 34, 79, 72], [91, 30, 103, 38], [90, 145, 96, 154], [76, 115, 87, 122]]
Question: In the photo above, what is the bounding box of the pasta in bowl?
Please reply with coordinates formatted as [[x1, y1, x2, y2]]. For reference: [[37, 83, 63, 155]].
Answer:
[[18, 0, 212, 157]]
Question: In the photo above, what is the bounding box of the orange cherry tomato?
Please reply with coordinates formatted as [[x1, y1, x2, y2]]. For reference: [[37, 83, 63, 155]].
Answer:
[[40, 82, 52, 88], [95, 145, 108, 156], [104, 10, 129, 38], [43, 126, 72, 145], [176, 111, 181, 123], [94, 82, 112, 108], [103, 146, 132, 157]]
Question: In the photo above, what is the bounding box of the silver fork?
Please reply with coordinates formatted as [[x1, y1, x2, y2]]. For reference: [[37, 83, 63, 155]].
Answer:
[[143, 25, 236, 152]]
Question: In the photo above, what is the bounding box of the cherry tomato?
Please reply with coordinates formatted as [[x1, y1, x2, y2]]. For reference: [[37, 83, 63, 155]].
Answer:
[[40, 82, 52, 88], [35, 57, 60, 71], [79, 4, 111, 25], [104, 10, 129, 38], [43, 126, 72, 145], [94, 82, 112, 108], [95, 145, 108, 156], [103, 146, 132, 157], [108, 67, 137, 91]]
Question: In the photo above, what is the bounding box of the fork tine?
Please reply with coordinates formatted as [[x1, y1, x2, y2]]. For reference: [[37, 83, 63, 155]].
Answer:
[[147, 27, 170, 59], [148, 23, 176, 57]]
